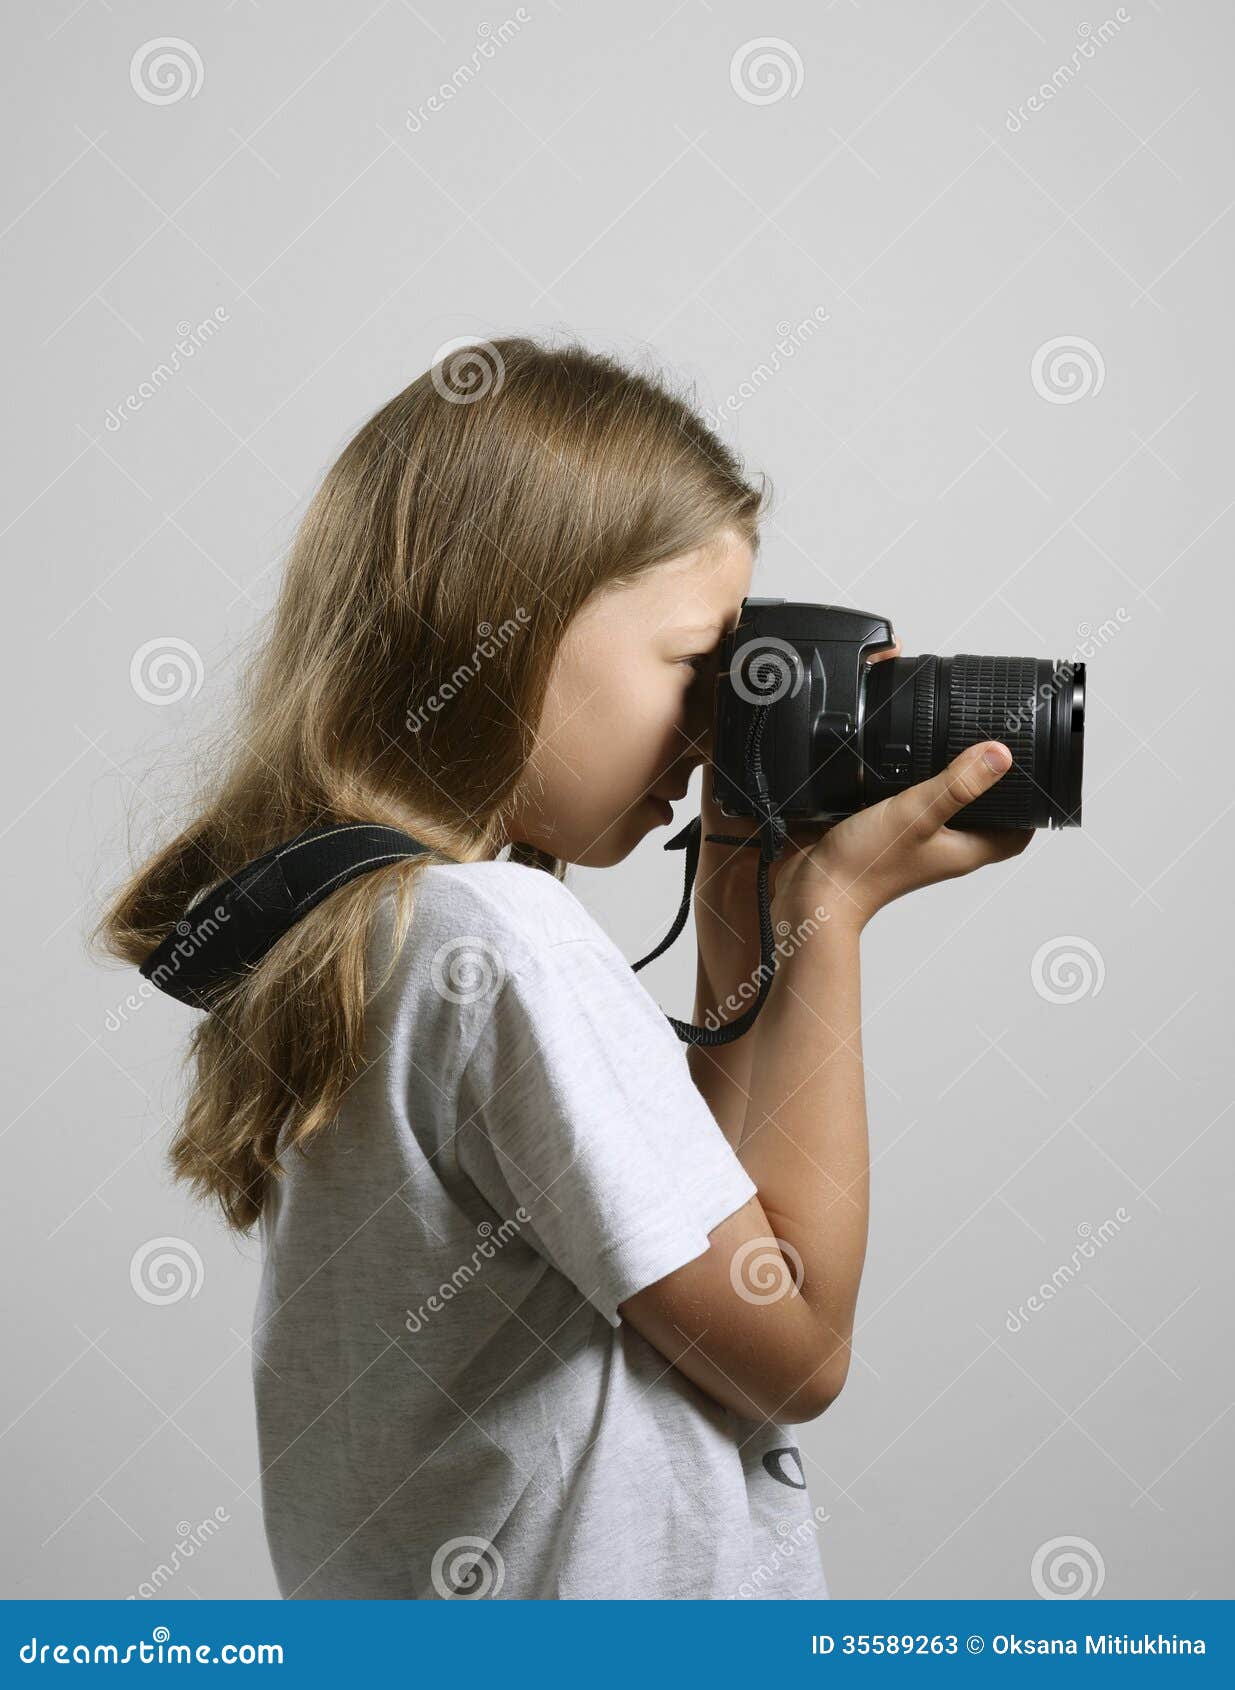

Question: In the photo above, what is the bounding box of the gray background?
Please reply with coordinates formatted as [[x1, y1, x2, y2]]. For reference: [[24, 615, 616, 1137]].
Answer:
[[2, 0, 1230, 1601]]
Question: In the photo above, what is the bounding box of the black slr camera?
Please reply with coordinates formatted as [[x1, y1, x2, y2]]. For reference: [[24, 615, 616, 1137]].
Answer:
[[712, 599, 1085, 832]]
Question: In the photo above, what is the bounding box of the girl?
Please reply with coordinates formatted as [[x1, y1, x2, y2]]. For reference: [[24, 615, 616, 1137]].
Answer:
[[98, 337, 1030, 1600]]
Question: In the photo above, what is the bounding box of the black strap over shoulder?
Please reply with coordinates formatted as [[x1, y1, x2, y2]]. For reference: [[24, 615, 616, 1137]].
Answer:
[[139, 824, 431, 1009], [141, 703, 788, 1041]]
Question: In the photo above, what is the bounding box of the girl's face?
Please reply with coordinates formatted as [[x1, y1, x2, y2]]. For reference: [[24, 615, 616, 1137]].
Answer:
[[507, 527, 755, 866]]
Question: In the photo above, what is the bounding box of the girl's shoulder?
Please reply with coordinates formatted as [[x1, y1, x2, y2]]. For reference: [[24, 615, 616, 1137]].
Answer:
[[376, 858, 615, 976], [365, 860, 639, 1054]]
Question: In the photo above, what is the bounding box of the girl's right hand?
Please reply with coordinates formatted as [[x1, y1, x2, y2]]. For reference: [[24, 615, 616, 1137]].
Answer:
[[773, 741, 1034, 932]]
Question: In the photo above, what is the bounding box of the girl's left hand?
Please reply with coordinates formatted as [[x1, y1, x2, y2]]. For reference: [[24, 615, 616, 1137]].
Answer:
[[692, 637, 903, 1008]]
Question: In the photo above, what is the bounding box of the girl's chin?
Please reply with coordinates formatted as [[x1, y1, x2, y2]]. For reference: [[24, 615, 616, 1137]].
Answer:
[[554, 797, 677, 867]]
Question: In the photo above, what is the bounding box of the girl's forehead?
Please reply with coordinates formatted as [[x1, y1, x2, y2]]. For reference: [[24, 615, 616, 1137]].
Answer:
[[563, 531, 754, 652]]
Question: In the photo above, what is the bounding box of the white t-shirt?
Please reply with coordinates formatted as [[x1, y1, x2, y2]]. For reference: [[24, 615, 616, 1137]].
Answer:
[[253, 859, 831, 1600]]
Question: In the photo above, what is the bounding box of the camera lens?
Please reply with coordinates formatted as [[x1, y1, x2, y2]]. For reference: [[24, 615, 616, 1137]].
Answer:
[[862, 653, 1085, 829]]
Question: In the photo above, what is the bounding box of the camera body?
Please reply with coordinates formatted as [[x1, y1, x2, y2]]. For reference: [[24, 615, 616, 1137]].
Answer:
[[713, 598, 1085, 831]]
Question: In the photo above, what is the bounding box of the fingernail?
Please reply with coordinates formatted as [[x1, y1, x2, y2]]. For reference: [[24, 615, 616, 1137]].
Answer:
[[983, 744, 1010, 772]]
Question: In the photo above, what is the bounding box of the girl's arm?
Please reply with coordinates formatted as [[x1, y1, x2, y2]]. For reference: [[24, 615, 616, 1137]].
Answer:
[[620, 743, 1031, 1425], [686, 882, 758, 1151], [729, 900, 868, 1410], [678, 905, 868, 1422], [682, 795, 865, 1417]]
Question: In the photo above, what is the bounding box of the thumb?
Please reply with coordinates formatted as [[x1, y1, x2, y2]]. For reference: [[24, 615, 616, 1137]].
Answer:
[[911, 741, 1012, 835]]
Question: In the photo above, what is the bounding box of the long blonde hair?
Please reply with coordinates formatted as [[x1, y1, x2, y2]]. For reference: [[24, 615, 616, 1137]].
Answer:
[[95, 337, 767, 1232]]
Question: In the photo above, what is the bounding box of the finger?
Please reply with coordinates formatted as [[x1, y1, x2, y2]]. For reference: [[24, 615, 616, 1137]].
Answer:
[[944, 823, 1034, 851], [865, 636, 902, 665], [905, 742, 1014, 837], [940, 825, 1035, 872]]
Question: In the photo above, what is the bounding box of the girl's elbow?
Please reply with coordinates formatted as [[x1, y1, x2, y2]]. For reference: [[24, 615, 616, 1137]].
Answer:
[[780, 1351, 852, 1423]]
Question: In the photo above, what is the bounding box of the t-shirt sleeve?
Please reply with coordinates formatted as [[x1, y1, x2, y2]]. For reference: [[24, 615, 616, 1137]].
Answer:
[[455, 935, 758, 1329]]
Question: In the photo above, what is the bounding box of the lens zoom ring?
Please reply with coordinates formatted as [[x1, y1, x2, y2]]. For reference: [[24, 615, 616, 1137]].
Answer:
[[910, 657, 936, 786], [946, 655, 1039, 825]]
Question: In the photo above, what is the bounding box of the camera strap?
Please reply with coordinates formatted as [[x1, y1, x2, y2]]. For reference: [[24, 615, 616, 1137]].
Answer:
[[139, 824, 433, 1010], [632, 700, 787, 1045], [140, 711, 787, 1042]]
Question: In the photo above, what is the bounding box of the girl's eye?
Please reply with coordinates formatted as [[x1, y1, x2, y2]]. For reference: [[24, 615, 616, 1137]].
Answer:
[[678, 653, 712, 674]]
